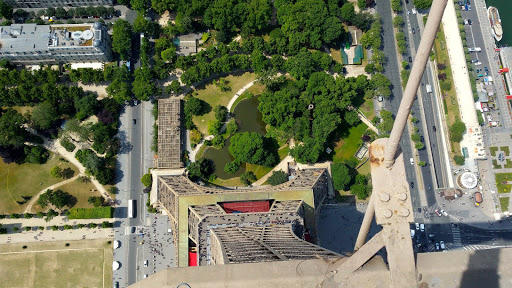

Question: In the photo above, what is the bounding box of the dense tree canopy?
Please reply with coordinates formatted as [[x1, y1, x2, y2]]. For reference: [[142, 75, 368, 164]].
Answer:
[[187, 158, 215, 181], [112, 20, 133, 60], [0, 109, 28, 148], [450, 120, 466, 143], [229, 132, 278, 167], [267, 170, 289, 186], [37, 189, 76, 210], [276, 0, 344, 49], [332, 163, 352, 191], [413, 0, 432, 9], [31, 101, 59, 130]]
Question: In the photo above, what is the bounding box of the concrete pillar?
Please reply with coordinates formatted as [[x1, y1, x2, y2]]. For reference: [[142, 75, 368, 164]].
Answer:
[[384, 0, 449, 167]]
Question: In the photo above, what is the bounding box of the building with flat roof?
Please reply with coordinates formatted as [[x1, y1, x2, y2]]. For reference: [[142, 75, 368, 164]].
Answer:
[[152, 168, 332, 267], [0, 23, 111, 64], [2, 0, 112, 8], [157, 99, 183, 169]]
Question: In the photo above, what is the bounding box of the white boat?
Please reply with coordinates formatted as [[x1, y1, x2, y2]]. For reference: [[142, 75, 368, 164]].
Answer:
[[488, 6, 503, 42]]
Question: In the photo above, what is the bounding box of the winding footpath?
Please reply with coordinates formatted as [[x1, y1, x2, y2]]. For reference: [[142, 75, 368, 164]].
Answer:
[[23, 175, 81, 213]]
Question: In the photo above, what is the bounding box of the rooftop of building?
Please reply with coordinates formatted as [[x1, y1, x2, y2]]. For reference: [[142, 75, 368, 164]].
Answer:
[[0, 23, 105, 53], [157, 98, 183, 169]]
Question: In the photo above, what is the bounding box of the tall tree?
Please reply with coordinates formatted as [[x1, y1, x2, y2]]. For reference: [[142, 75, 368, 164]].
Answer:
[[0, 109, 28, 147], [112, 20, 133, 60], [229, 132, 277, 167], [31, 101, 59, 130]]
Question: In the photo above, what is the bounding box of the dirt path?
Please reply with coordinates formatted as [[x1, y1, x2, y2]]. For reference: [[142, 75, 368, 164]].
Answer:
[[23, 175, 81, 213]]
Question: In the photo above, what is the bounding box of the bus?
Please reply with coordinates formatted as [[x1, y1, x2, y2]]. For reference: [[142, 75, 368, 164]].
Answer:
[[128, 199, 135, 219]]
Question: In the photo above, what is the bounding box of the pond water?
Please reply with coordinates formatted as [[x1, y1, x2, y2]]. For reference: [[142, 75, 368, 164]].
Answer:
[[201, 96, 266, 179]]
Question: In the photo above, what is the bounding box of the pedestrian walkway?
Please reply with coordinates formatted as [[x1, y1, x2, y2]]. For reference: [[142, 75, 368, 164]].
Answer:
[[0, 215, 114, 226], [451, 225, 462, 247], [0, 227, 113, 244], [23, 175, 81, 213]]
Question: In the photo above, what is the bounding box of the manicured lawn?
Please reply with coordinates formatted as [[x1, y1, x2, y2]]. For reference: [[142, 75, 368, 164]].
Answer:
[[31, 179, 103, 213], [495, 173, 512, 193], [505, 159, 512, 169], [333, 123, 368, 163], [493, 159, 502, 170], [0, 239, 112, 288], [229, 82, 266, 112], [246, 163, 273, 179], [434, 23, 462, 158], [278, 146, 290, 160], [358, 98, 375, 120], [356, 160, 371, 175], [500, 197, 509, 212], [501, 146, 510, 156], [0, 153, 78, 214], [192, 72, 257, 134], [490, 147, 498, 156], [330, 48, 342, 64]]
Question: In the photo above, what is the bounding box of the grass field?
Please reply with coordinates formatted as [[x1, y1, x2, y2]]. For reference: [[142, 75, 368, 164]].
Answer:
[[333, 123, 368, 163], [0, 153, 79, 214], [490, 147, 498, 157], [230, 83, 266, 112], [356, 160, 371, 175], [31, 179, 102, 213], [500, 197, 509, 212], [0, 239, 112, 288], [330, 48, 342, 64], [495, 173, 512, 193], [434, 23, 462, 158], [358, 98, 375, 120], [192, 72, 257, 134], [501, 146, 510, 156]]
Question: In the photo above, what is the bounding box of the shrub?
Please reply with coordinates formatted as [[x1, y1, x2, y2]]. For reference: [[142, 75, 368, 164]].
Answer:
[[13, 227, 19, 232], [141, 173, 152, 187], [90, 223, 98, 228], [67, 207, 114, 219], [240, 172, 257, 186], [25, 226, 31, 231], [60, 137, 76, 152], [454, 155, 465, 165], [51, 225, 59, 231], [39, 226, 44, 231], [267, 170, 289, 186], [63, 225, 73, 230], [224, 161, 240, 174]]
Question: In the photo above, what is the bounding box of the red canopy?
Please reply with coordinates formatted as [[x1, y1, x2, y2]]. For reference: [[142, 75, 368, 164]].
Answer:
[[188, 252, 197, 266]]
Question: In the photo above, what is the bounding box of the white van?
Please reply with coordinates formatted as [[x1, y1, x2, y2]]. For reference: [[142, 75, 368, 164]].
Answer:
[[410, 158, 414, 165]]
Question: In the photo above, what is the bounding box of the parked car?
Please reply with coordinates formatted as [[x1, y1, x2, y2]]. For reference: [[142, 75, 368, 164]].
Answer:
[[435, 243, 440, 250], [435, 209, 442, 217], [415, 223, 420, 230], [411, 229, 415, 237], [420, 224, 425, 232], [378, 95, 383, 102], [440, 241, 445, 250], [133, 119, 136, 125], [440, 209, 448, 216], [144, 260, 148, 267], [408, 56, 413, 62], [410, 158, 414, 165]]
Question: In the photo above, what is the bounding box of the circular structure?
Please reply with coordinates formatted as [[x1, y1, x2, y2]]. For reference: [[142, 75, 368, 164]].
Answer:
[[82, 30, 94, 40], [93, 22, 102, 29], [113, 261, 121, 271], [71, 31, 82, 40], [457, 172, 478, 189], [93, 40, 102, 47]]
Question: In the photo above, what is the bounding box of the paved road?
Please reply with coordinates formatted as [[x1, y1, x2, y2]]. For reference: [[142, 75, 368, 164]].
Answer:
[[375, 0, 423, 212]]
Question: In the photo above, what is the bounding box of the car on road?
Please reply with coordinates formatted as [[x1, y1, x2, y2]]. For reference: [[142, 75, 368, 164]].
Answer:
[[412, 8, 417, 14], [440, 209, 448, 216], [412, 28, 415, 34], [408, 56, 412, 62], [435, 209, 442, 217], [140, 240, 145, 245], [144, 274, 148, 279], [433, 125, 437, 132], [114, 282, 119, 288], [471, 59, 478, 63], [131, 227, 136, 233], [415, 223, 420, 230], [440, 241, 445, 250], [133, 119, 136, 125], [410, 158, 414, 165], [435, 243, 440, 250], [420, 224, 425, 232], [378, 95, 383, 102], [428, 184, 431, 190], [417, 207, 421, 213], [410, 182, 415, 188], [468, 19, 472, 25], [144, 260, 148, 267], [411, 229, 415, 237]]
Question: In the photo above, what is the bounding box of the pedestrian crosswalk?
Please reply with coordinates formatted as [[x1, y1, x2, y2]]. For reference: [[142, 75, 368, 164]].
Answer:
[[451, 226, 462, 247]]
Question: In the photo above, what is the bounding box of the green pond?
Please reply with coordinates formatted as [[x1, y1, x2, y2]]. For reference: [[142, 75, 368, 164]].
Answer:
[[201, 96, 266, 179]]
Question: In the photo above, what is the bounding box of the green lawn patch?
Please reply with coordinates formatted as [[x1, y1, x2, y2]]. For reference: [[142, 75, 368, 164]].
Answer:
[[278, 145, 290, 160], [505, 159, 512, 169], [492, 159, 502, 170], [495, 173, 512, 193], [192, 72, 257, 134], [490, 147, 499, 156], [358, 98, 375, 120], [356, 160, 371, 175], [0, 153, 78, 214], [333, 122, 368, 163], [67, 207, 113, 219], [500, 197, 509, 212], [501, 146, 510, 156]]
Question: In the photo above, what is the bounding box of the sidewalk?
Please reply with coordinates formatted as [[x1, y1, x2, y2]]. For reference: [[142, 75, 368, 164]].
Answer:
[[0, 215, 113, 226], [0, 227, 113, 244]]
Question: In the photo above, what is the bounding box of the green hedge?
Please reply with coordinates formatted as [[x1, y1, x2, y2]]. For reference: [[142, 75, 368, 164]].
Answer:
[[67, 207, 113, 219]]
